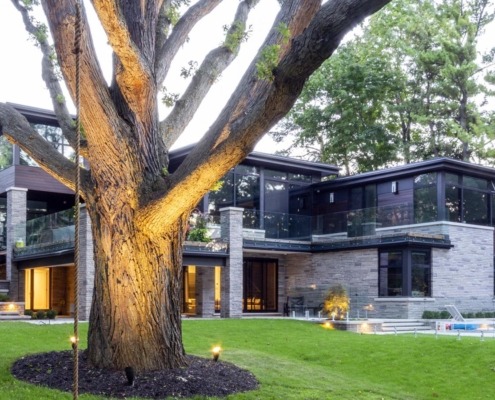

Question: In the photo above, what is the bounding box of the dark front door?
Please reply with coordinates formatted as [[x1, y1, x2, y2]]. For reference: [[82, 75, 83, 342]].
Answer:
[[243, 259, 278, 312]]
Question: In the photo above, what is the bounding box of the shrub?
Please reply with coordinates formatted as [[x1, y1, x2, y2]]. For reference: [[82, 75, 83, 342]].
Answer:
[[46, 309, 57, 319], [187, 210, 211, 243], [323, 285, 349, 320], [440, 311, 450, 319], [36, 310, 46, 320], [0, 294, 10, 302], [24, 309, 33, 317], [422, 311, 442, 319]]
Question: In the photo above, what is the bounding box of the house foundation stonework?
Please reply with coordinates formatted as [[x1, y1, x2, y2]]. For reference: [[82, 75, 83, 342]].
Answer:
[[3, 105, 495, 320]]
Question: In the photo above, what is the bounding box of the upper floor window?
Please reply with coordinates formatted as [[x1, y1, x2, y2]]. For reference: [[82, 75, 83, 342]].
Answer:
[[0, 136, 13, 171], [414, 173, 437, 223], [444, 173, 489, 225], [20, 124, 74, 167]]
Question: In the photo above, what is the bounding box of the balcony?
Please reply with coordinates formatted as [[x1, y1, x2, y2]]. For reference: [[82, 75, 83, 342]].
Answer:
[[11, 202, 452, 259], [13, 209, 74, 259]]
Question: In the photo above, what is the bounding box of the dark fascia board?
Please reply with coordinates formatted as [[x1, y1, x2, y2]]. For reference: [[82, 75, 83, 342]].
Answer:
[[8, 103, 69, 126], [9, 104, 340, 178], [244, 233, 452, 253], [313, 157, 495, 190], [170, 144, 339, 178]]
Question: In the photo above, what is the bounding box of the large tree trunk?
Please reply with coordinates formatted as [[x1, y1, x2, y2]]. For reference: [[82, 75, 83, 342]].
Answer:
[[87, 205, 189, 371]]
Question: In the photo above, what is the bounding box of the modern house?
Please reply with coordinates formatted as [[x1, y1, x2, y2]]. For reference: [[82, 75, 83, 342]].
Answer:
[[1, 104, 494, 320]]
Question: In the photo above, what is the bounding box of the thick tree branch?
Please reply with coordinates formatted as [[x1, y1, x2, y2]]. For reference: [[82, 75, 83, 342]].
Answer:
[[0, 103, 91, 195], [155, 0, 173, 54], [91, 0, 154, 117], [160, 0, 258, 149], [138, 0, 392, 231], [43, 0, 137, 189], [10, 0, 88, 157], [155, 0, 223, 87]]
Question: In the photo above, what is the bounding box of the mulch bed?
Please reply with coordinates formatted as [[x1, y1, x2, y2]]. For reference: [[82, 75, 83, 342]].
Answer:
[[12, 350, 259, 398]]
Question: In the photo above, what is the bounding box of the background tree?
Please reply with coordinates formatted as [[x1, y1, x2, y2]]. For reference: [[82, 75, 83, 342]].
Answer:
[[272, 39, 402, 174], [274, 0, 495, 173], [0, 0, 391, 371]]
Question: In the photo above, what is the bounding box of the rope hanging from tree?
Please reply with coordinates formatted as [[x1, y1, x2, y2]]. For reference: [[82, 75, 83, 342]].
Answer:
[[72, 1, 83, 399]]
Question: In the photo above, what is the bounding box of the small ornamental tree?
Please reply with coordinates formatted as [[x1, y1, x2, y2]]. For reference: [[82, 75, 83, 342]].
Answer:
[[323, 285, 350, 320], [0, 0, 391, 371]]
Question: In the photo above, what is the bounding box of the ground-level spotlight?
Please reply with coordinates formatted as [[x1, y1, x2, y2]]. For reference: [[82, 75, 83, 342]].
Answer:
[[124, 366, 135, 386], [70, 336, 79, 350], [212, 346, 221, 362], [8, 303, 16, 311], [322, 321, 333, 330]]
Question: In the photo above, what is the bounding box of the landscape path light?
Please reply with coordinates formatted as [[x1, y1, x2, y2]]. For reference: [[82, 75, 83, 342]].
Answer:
[[212, 346, 222, 362]]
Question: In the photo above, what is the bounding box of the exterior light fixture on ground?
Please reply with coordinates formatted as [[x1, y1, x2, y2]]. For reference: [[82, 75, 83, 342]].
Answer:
[[70, 336, 78, 350], [212, 346, 222, 362], [322, 321, 333, 329], [125, 366, 135, 386]]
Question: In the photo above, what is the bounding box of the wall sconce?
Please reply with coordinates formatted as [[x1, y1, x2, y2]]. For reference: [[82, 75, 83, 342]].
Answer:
[[212, 346, 221, 362], [391, 181, 399, 194], [329, 192, 335, 203]]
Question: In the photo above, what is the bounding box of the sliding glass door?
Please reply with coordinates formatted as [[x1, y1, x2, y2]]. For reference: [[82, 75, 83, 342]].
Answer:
[[243, 259, 278, 312]]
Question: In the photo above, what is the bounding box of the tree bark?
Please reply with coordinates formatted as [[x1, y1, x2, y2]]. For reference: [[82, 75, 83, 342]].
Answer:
[[87, 204, 188, 371]]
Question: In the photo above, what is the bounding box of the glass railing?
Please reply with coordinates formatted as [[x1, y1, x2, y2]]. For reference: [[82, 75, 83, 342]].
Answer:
[[11, 202, 449, 259], [243, 210, 312, 240], [313, 202, 430, 237], [13, 209, 75, 256]]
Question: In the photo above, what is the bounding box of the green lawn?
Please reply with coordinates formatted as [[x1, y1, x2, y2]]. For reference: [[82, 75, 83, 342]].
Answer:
[[1, 319, 495, 399]]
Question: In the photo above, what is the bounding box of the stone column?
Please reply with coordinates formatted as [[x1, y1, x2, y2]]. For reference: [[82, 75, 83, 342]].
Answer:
[[220, 207, 244, 318], [6, 187, 27, 300], [76, 205, 95, 321], [195, 267, 215, 317]]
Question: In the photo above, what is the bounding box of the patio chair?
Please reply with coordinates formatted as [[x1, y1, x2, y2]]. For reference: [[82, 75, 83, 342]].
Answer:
[[284, 296, 306, 317]]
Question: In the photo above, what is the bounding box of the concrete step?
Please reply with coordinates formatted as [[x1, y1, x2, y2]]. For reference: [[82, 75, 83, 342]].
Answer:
[[0, 313, 31, 320]]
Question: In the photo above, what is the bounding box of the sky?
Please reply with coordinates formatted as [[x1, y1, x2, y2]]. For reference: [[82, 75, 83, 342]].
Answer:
[[1, 2, 494, 154], [0, 0, 280, 151]]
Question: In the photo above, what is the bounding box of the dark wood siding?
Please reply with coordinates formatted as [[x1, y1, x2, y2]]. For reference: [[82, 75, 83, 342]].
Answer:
[[377, 178, 414, 208], [13, 166, 73, 195]]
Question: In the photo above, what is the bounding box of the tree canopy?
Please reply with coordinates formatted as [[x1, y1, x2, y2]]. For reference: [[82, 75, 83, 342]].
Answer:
[[273, 0, 495, 174]]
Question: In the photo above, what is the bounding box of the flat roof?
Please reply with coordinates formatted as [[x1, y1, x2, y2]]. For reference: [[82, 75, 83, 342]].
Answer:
[[8, 103, 340, 177], [313, 157, 495, 189]]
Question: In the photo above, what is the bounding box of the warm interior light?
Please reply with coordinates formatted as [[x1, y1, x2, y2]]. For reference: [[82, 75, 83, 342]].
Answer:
[[212, 346, 221, 362]]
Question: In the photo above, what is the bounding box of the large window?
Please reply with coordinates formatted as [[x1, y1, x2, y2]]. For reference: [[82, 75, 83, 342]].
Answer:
[[20, 124, 75, 167], [444, 173, 489, 225], [0, 136, 13, 171], [414, 173, 437, 223], [207, 165, 260, 218], [379, 249, 431, 297]]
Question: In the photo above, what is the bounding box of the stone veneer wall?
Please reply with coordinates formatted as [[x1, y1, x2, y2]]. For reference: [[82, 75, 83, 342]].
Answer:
[[284, 250, 378, 318], [430, 223, 494, 314], [6, 187, 27, 300], [76, 206, 95, 321], [377, 222, 494, 317]]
